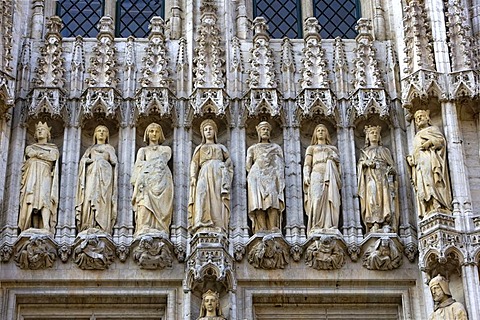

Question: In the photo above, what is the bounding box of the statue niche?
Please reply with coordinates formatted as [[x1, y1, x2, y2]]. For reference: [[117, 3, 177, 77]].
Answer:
[[18, 121, 59, 234], [357, 125, 398, 233], [75, 125, 118, 234], [131, 123, 173, 237], [246, 121, 285, 234], [188, 119, 233, 234], [407, 110, 452, 219], [303, 124, 341, 235]]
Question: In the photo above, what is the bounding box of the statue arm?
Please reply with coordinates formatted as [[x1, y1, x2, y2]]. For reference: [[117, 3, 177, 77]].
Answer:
[[190, 147, 200, 187], [246, 146, 254, 173]]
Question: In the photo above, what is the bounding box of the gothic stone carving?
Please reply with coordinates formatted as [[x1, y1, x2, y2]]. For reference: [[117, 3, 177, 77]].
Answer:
[[72, 230, 116, 270], [132, 235, 174, 269], [407, 110, 452, 219], [305, 236, 345, 270], [428, 274, 468, 320], [197, 289, 226, 320], [188, 119, 233, 235], [246, 121, 285, 234], [185, 232, 235, 291], [30, 16, 66, 118], [247, 234, 289, 270], [76, 125, 118, 234], [18, 122, 59, 234], [362, 237, 403, 271], [14, 233, 57, 270], [82, 17, 120, 118]]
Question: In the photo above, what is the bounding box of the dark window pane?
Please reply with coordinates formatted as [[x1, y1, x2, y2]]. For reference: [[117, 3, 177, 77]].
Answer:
[[117, 0, 165, 38], [314, 0, 359, 39], [56, 0, 104, 37], [253, 0, 302, 39]]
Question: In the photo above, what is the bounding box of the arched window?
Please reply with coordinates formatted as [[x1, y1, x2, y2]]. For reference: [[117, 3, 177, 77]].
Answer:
[[253, 0, 302, 39], [116, 0, 165, 38], [313, 0, 359, 38], [56, 0, 104, 38]]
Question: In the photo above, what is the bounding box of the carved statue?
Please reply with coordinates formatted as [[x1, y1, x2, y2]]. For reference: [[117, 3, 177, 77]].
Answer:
[[73, 234, 114, 270], [246, 121, 285, 233], [407, 110, 452, 218], [197, 289, 226, 320], [18, 121, 59, 234], [188, 119, 233, 234], [305, 236, 344, 270], [358, 125, 398, 233], [132, 235, 173, 269], [303, 124, 341, 234], [362, 237, 402, 270], [14, 235, 56, 269], [75, 125, 118, 234], [428, 274, 468, 320], [248, 234, 289, 269], [131, 123, 173, 236]]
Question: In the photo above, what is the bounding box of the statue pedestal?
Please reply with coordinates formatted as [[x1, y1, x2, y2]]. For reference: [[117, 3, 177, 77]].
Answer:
[[185, 231, 235, 292], [14, 229, 57, 269]]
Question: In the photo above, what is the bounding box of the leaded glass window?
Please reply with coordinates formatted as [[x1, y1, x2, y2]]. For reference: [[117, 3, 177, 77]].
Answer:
[[253, 0, 302, 39], [314, 0, 359, 38], [56, 0, 104, 38], [116, 0, 165, 38]]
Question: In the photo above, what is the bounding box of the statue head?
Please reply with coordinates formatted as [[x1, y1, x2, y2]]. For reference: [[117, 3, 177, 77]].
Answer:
[[93, 125, 110, 144], [199, 289, 222, 317], [414, 109, 432, 129], [364, 125, 382, 147], [256, 121, 272, 142], [429, 274, 452, 303], [200, 119, 218, 143], [144, 123, 165, 145], [34, 121, 52, 142], [310, 124, 331, 145]]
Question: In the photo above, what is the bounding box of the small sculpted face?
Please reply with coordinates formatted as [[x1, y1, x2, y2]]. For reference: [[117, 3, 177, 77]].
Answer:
[[367, 128, 380, 145], [203, 294, 218, 315], [95, 126, 109, 143], [415, 112, 429, 129], [148, 126, 161, 144], [430, 284, 448, 303], [315, 125, 328, 143], [259, 126, 271, 141], [35, 126, 48, 141], [203, 124, 216, 141]]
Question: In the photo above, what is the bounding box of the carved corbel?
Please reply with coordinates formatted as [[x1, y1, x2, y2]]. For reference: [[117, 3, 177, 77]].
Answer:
[[362, 236, 403, 271], [246, 233, 290, 270], [14, 232, 57, 270], [72, 229, 116, 270], [304, 235, 346, 270]]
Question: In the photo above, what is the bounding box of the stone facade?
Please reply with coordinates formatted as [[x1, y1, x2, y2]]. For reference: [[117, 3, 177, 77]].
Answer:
[[1, 0, 480, 319]]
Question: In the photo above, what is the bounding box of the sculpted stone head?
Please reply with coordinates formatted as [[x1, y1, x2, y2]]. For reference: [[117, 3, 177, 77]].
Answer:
[[199, 289, 222, 317], [144, 123, 165, 145], [93, 125, 110, 144], [34, 121, 52, 142], [200, 119, 218, 143], [429, 274, 451, 303], [256, 121, 272, 142], [311, 124, 331, 145], [364, 125, 382, 146]]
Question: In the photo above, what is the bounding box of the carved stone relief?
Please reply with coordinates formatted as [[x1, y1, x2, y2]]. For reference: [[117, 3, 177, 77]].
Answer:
[[305, 236, 345, 270], [14, 233, 57, 270], [362, 237, 403, 271], [132, 235, 174, 269], [247, 234, 289, 270], [72, 230, 116, 270]]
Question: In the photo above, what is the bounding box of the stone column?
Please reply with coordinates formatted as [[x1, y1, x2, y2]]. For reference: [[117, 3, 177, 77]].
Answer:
[[0, 113, 12, 223], [462, 262, 480, 320], [283, 118, 306, 244], [31, 0, 45, 40]]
